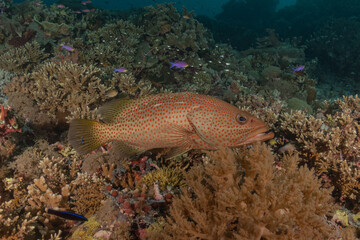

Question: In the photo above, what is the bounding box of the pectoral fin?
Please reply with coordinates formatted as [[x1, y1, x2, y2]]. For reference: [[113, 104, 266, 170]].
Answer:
[[186, 107, 216, 147]]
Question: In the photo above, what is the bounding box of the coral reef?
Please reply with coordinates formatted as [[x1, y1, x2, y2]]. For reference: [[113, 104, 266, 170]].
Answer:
[[0, 68, 13, 104], [0, 105, 21, 162], [0, 1, 360, 239], [306, 18, 360, 79], [0, 41, 48, 74], [155, 144, 343, 239], [4, 61, 109, 126], [278, 95, 360, 208], [80, 19, 144, 75], [137, 167, 185, 191], [0, 142, 106, 239]]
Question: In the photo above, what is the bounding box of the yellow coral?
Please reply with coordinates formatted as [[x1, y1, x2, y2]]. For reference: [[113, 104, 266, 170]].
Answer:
[[70, 216, 101, 240], [137, 167, 184, 191]]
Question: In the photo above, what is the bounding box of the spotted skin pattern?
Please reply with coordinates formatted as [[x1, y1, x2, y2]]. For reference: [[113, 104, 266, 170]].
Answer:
[[69, 92, 274, 156]]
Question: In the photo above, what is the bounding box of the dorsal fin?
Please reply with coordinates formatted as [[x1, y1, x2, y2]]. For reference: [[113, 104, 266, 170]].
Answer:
[[98, 97, 133, 123]]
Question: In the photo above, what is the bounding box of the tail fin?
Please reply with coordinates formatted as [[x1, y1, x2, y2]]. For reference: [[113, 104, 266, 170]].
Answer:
[[68, 119, 105, 155], [169, 62, 174, 69]]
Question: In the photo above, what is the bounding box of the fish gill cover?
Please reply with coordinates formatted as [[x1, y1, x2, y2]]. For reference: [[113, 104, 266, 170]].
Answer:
[[0, 0, 359, 239]]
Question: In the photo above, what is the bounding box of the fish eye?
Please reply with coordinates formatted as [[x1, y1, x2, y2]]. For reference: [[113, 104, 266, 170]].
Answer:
[[236, 114, 247, 124]]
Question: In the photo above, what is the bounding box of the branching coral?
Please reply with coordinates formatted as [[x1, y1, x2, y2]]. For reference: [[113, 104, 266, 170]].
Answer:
[[0, 143, 107, 239], [0, 41, 48, 74], [279, 95, 360, 207], [4, 61, 109, 124], [155, 144, 340, 239], [110, 73, 155, 98], [80, 19, 143, 74]]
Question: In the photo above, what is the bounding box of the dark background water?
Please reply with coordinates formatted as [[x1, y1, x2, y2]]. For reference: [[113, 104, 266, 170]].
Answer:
[[13, 0, 296, 17]]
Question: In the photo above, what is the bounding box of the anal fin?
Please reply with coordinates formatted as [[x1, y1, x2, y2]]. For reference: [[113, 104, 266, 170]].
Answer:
[[164, 146, 192, 160], [109, 141, 147, 159]]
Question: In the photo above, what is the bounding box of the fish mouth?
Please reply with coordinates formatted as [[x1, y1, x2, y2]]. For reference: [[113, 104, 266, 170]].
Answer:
[[240, 127, 275, 145]]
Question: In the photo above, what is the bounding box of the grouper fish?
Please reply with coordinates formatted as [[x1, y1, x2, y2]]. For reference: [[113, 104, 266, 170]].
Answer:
[[68, 92, 274, 158]]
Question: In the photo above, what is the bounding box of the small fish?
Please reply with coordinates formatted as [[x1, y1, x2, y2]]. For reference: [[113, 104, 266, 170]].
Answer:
[[292, 65, 305, 72], [106, 89, 118, 98], [82, 9, 90, 12], [34, 1, 42, 6], [47, 208, 88, 221], [183, 15, 191, 19], [57, 4, 65, 8], [268, 138, 277, 145], [113, 67, 128, 73], [278, 143, 295, 154], [68, 92, 274, 159], [170, 61, 188, 70], [61, 44, 74, 52], [74, 10, 82, 14], [81, 0, 92, 5]]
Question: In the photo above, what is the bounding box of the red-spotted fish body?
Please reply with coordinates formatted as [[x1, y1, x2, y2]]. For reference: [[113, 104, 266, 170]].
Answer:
[[68, 92, 274, 157]]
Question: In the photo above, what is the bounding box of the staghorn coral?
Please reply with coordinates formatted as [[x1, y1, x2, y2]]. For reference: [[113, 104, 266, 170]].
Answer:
[[4, 61, 109, 124], [0, 176, 39, 239], [155, 144, 339, 239], [8, 139, 63, 179], [279, 95, 360, 207], [110, 73, 156, 98], [0, 41, 48, 74]]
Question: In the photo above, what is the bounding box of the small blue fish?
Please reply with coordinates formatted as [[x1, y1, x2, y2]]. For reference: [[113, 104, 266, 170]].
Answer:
[[292, 65, 305, 72], [79, 136, 84, 145], [170, 61, 188, 70], [47, 208, 88, 221], [113, 67, 128, 73]]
